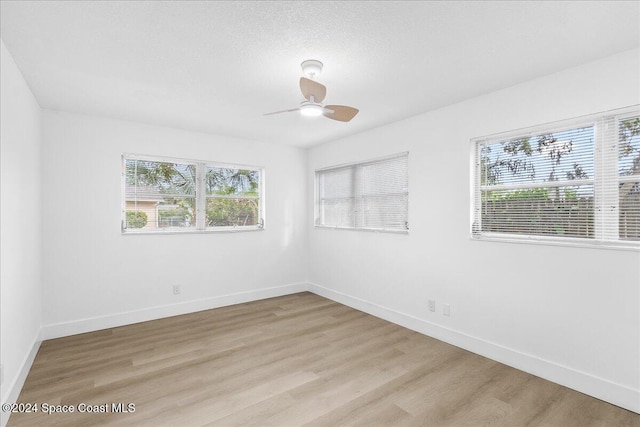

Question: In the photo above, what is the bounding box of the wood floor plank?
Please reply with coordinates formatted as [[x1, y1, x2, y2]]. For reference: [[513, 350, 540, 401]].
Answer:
[[7, 292, 639, 426]]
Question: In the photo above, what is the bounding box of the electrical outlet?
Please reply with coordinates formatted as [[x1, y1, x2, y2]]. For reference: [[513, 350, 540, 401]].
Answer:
[[443, 304, 451, 316], [173, 285, 181, 295], [428, 300, 436, 312]]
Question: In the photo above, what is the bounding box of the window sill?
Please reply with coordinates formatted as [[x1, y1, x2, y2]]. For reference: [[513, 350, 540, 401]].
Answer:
[[314, 225, 409, 235], [471, 233, 640, 251], [122, 226, 264, 235]]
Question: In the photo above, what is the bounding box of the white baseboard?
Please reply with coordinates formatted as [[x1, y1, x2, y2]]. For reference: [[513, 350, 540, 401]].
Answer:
[[1, 336, 41, 427], [42, 282, 309, 340], [307, 282, 640, 414]]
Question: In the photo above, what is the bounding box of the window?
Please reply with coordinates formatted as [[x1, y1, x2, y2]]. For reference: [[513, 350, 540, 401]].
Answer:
[[123, 154, 263, 233], [315, 153, 409, 233], [471, 106, 640, 248]]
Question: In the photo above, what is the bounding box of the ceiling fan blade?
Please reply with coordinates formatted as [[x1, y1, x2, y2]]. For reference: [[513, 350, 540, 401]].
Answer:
[[323, 105, 359, 122], [300, 77, 326, 103], [263, 107, 299, 116]]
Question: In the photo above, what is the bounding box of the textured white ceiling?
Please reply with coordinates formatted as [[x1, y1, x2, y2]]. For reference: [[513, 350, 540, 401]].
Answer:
[[1, 1, 638, 147]]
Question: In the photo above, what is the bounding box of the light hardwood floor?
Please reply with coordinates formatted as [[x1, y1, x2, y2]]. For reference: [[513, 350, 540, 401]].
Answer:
[[7, 292, 640, 426]]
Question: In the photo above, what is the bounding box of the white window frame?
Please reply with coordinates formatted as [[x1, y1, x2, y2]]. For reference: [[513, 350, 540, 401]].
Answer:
[[470, 105, 640, 250], [122, 154, 265, 234], [315, 152, 409, 234]]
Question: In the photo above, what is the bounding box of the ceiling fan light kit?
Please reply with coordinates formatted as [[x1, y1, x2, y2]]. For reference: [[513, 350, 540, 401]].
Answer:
[[264, 60, 359, 122], [300, 101, 324, 117]]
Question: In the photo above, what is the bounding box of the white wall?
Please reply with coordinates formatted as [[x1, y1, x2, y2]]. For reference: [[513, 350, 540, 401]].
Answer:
[[0, 40, 43, 424], [40, 111, 309, 337], [307, 49, 640, 412]]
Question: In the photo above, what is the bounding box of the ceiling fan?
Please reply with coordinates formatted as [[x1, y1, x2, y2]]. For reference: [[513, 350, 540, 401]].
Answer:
[[264, 60, 359, 122]]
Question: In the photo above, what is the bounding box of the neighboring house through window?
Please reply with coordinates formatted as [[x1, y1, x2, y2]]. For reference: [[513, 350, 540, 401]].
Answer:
[[123, 154, 264, 233], [124, 185, 166, 229]]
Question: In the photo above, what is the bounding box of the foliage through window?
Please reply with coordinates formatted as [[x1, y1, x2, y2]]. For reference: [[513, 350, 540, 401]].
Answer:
[[316, 153, 409, 233], [205, 166, 260, 228], [472, 107, 640, 247], [123, 155, 263, 233]]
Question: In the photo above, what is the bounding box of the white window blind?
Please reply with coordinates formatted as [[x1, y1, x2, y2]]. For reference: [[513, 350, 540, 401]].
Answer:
[[316, 153, 409, 232], [472, 106, 640, 248], [618, 114, 640, 240], [123, 154, 264, 233]]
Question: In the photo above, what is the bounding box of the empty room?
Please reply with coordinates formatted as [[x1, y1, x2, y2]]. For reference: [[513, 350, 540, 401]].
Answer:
[[1, 1, 639, 426]]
